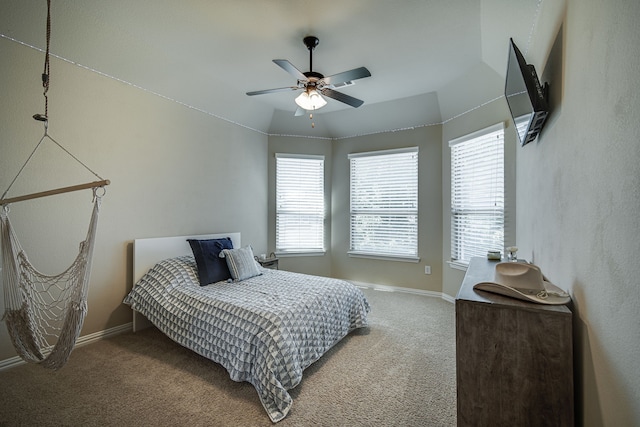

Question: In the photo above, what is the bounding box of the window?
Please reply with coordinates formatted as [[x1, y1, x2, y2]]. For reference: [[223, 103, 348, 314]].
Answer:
[[349, 147, 419, 260], [275, 154, 325, 254], [449, 123, 504, 265]]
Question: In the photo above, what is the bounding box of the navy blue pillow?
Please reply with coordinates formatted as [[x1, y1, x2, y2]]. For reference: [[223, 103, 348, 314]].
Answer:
[[187, 237, 233, 285]]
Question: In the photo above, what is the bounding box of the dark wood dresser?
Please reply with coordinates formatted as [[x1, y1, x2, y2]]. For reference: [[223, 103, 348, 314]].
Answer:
[[455, 257, 574, 426]]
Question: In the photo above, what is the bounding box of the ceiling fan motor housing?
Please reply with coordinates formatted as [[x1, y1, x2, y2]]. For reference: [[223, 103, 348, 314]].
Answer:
[[303, 71, 325, 84]]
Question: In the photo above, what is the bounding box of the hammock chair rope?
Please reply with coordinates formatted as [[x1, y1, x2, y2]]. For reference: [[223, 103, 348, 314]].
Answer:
[[1, 0, 108, 369]]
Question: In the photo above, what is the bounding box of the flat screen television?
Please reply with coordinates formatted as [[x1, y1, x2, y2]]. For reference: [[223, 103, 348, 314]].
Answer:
[[504, 38, 549, 146]]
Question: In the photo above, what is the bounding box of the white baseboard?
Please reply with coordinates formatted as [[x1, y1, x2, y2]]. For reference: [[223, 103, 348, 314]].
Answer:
[[0, 322, 133, 372], [441, 293, 455, 304], [351, 281, 455, 304]]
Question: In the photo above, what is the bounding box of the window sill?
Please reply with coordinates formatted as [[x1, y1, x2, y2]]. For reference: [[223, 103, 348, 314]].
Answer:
[[447, 260, 469, 271], [275, 251, 326, 257], [348, 252, 420, 263]]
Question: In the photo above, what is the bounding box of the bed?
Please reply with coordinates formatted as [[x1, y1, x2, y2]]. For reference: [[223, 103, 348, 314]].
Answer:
[[123, 233, 370, 423]]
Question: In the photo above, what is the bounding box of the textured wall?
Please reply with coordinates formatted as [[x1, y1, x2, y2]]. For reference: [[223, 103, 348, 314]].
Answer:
[[517, 0, 640, 424], [442, 0, 640, 424]]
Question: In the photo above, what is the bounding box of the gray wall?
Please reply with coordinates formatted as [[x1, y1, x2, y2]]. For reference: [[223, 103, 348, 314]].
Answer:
[[0, 37, 268, 361], [267, 136, 333, 276], [268, 126, 444, 292], [330, 127, 443, 291], [442, 0, 640, 424]]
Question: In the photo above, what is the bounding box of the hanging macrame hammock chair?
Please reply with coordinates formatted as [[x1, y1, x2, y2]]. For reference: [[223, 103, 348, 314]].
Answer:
[[0, 0, 109, 370], [1, 193, 102, 370]]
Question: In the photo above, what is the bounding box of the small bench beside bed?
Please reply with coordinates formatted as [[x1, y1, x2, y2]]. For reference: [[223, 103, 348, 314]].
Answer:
[[124, 233, 370, 422]]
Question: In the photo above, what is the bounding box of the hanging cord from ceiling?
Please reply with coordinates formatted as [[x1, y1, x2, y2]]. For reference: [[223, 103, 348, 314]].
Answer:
[[0, 0, 109, 206], [33, 0, 52, 123]]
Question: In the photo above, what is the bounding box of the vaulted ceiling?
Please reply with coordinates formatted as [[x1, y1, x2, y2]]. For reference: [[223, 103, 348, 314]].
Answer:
[[1, 0, 542, 138]]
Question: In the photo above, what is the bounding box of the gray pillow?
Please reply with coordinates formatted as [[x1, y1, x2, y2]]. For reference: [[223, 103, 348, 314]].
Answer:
[[219, 246, 262, 281]]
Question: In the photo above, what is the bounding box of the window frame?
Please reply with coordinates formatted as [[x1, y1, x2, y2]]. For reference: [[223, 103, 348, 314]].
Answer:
[[449, 123, 505, 268], [275, 153, 325, 256], [348, 146, 419, 263]]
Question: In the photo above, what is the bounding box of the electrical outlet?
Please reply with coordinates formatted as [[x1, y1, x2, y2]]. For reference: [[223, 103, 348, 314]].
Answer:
[[424, 265, 431, 275]]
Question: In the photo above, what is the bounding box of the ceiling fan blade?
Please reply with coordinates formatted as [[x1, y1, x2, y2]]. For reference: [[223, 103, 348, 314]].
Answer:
[[294, 107, 305, 116], [321, 88, 365, 108], [321, 67, 371, 86], [273, 59, 308, 81], [246, 86, 299, 96]]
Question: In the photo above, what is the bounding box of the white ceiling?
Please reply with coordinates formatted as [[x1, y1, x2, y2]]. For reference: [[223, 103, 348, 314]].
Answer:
[[1, 0, 542, 138]]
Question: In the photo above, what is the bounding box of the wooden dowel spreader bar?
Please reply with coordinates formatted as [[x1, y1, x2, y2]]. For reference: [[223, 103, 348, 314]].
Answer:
[[0, 179, 110, 206]]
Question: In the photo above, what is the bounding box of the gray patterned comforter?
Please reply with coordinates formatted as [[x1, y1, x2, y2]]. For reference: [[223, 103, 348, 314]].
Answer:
[[123, 256, 370, 422]]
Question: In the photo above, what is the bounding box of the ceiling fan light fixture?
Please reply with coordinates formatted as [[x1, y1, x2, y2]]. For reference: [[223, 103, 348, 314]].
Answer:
[[295, 88, 327, 111]]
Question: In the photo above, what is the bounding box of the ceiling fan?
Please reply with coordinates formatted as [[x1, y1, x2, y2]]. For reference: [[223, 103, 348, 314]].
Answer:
[[246, 36, 371, 115]]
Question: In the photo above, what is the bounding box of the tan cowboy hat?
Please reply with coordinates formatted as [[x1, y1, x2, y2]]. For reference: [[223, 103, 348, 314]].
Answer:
[[473, 262, 570, 305]]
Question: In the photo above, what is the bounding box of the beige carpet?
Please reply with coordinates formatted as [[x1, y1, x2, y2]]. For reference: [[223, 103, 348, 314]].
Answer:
[[0, 288, 456, 426]]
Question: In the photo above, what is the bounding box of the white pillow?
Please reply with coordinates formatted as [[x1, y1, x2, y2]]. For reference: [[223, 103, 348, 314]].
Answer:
[[219, 246, 262, 281]]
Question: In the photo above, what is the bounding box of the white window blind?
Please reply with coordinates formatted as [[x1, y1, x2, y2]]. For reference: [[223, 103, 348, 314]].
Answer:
[[349, 147, 419, 259], [449, 124, 504, 264], [276, 154, 325, 253]]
